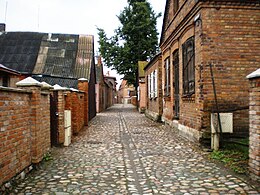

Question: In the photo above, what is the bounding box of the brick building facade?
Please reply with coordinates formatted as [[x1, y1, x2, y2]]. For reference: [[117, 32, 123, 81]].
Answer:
[[160, 0, 260, 141], [144, 53, 163, 121]]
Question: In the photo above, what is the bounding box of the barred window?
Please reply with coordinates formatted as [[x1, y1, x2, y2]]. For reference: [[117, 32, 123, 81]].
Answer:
[[164, 57, 170, 97], [182, 37, 195, 95]]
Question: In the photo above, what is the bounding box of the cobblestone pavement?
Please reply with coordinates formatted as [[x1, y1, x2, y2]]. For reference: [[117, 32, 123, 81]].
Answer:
[[11, 104, 260, 194]]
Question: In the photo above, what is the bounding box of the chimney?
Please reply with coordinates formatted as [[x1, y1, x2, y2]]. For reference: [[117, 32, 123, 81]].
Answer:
[[0, 23, 6, 32]]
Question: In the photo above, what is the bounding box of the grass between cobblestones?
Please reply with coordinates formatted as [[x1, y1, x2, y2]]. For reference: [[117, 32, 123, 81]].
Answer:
[[209, 139, 249, 174]]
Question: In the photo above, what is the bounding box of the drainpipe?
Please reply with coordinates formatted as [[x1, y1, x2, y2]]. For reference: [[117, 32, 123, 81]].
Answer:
[[209, 63, 223, 150]]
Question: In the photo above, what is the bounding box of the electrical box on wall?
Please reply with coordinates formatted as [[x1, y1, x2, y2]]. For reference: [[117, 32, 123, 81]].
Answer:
[[211, 113, 233, 133]]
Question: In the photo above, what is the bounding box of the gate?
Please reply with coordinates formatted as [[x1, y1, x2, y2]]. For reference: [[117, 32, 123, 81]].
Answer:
[[50, 92, 58, 146]]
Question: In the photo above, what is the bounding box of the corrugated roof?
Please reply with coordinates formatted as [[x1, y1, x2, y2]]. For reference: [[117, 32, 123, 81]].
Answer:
[[138, 61, 147, 78], [74, 35, 94, 79]]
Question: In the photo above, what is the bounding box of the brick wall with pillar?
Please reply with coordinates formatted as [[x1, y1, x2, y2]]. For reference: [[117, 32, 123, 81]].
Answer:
[[247, 69, 260, 181], [16, 77, 51, 164], [53, 85, 70, 145], [78, 78, 89, 125]]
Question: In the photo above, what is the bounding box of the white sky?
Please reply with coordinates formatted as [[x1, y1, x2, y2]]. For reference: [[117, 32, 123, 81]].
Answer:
[[0, 0, 166, 86]]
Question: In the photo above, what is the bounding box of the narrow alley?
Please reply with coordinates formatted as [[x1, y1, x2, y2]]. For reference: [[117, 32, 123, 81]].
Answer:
[[10, 104, 260, 195]]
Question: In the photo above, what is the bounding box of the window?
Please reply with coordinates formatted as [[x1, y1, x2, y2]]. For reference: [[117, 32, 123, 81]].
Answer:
[[174, 0, 179, 14], [164, 57, 170, 96], [148, 69, 158, 99], [182, 37, 195, 95], [154, 69, 158, 98], [148, 74, 151, 98], [2, 75, 9, 87]]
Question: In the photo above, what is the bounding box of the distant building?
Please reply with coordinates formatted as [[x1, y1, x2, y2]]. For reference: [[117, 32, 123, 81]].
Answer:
[[118, 80, 136, 104], [95, 56, 106, 113], [104, 72, 117, 108]]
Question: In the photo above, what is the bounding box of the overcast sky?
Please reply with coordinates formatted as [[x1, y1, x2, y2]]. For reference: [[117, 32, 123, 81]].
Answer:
[[0, 0, 166, 84]]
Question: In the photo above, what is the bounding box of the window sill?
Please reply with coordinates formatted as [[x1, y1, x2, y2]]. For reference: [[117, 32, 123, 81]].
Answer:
[[182, 93, 195, 102], [163, 96, 171, 101]]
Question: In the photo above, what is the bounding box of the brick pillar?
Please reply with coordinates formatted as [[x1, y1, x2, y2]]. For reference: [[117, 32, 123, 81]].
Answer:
[[78, 78, 89, 125], [16, 77, 46, 163], [247, 69, 260, 181]]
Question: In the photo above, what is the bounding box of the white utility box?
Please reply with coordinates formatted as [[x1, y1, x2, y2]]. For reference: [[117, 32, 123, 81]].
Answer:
[[64, 110, 72, 146]]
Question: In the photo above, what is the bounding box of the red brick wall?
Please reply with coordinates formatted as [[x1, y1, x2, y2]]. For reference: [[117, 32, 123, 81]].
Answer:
[[78, 81, 89, 124], [70, 92, 85, 134], [56, 91, 65, 144], [200, 5, 260, 135], [248, 77, 260, 181], [0, 86, 51, 186], [145, 55, 163, 120], [160, 1, 259, 140], [139, 82, 146, 111]]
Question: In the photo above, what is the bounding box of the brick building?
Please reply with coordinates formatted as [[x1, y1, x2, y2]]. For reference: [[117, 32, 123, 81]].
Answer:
[[95, 56, 106, 113], [138, 61, 148, 113], [0, 64, 21, 87], [118, 80, 136, 104], [160, 0, 260, 142], [144, 53, 163, 121], [104, 75, 117, 108]]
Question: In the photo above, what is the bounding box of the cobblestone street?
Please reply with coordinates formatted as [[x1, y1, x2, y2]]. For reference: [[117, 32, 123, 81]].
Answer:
[[11, 104, 260, 195]]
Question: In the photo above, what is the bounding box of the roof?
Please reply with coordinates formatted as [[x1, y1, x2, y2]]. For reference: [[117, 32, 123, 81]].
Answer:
[[138, 61, 147, 78], [144, 52, 162, 71], [32, 75, 78, 89], [0, 32, 45, 73], [95, 57, 104, 83], [159, 0, 260, 46], [0, 32, 95, 88], [0, 64, 20, 75], [159, 0, 170, 46]]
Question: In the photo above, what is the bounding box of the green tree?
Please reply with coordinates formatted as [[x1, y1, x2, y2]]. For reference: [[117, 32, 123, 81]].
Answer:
[[98, 0, 161, 87]]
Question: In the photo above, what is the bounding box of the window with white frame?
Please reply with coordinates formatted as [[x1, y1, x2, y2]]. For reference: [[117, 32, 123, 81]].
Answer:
[[148, 69, 158, 99], [164, 57, 170, 97]]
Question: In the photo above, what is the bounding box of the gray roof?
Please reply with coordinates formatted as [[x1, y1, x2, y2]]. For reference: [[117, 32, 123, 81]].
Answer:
[[0, 32, 95, 88], [0, 32, 44, 73]]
